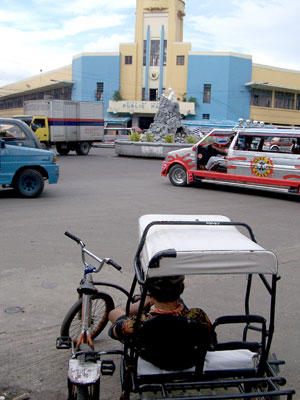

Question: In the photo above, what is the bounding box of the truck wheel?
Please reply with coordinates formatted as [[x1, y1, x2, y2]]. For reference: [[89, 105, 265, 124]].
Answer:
[[56, 144, 70, 155], [14, 169, 44, 198], [76, 142, 90, 156], [169, 164, 187, 187]]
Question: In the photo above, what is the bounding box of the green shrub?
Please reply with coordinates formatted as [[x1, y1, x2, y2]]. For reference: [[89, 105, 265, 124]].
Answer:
[[188, 97, 199, 108], [130, 131, 140, 141], [165, 135, 174, 143], [186, 135, 197, 144], [145, 132, 154, 142], [113, 90, 123, 101]]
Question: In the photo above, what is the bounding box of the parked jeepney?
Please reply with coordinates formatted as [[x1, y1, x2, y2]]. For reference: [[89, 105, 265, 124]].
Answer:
[[161, 126, 300, 194]]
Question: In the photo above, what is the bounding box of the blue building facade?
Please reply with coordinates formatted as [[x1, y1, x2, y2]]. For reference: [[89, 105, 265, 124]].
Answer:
[[72, 53, 120, 113], [186, 53, 252, 124], [69, 51, 253, 127]]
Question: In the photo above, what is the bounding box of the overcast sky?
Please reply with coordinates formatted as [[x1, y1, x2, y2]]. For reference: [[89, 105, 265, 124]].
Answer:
[[1, 0, 300, 89]]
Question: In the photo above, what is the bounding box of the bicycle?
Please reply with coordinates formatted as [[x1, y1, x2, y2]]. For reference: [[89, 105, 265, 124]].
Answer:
[[56, 231, 130, 400]]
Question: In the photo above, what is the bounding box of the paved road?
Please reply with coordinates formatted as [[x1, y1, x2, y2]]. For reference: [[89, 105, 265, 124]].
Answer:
[[0, 147, 299, 399]]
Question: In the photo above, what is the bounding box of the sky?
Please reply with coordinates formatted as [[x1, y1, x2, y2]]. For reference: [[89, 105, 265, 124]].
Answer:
[[1, 0, 300, 89]]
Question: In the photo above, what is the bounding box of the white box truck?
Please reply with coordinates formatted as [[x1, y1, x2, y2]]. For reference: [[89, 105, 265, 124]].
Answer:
[[23, 100, 104, 155]]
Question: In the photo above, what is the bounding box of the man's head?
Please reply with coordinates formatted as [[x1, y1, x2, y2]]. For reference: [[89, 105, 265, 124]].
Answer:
[[147, 275, 185, 302]]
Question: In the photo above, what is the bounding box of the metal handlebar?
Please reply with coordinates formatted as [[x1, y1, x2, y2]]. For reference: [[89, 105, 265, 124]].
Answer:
[[64, 231, 122, 273]]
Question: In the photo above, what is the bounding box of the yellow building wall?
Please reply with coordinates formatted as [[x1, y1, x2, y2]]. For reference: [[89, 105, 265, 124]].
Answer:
[[133, 0, 187, 101], [0, 66, 72, 96], [120, 43, 138, 100], [0, 65, 72, 117], [250, 106, 300, 126], [0, 107, 23, 118], [252, 64, 300, 88], [166, 42, 191, 101], [250, 64, 300, 125]]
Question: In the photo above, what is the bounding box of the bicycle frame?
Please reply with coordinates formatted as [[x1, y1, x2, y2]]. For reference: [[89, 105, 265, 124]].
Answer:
[[57, 231, 130, 396]]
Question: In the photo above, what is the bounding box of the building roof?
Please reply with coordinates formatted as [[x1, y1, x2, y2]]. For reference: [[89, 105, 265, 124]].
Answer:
[[245, 81, 300, 92]]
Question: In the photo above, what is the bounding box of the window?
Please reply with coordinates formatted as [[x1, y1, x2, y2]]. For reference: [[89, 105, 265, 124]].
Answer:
[[296, 94, 300, 110], [142, 88, 145, 101], [163, 40, 167, 66], [143, 40, 167, 66], [250, 89, 272, 107], [274, 91, 294, 109], [125, 56, 132, 65], [203, 84, 211, 104], [150, 40, 160, 66], [0, 123, 25, 139], [34, 118, 46, 128], [176, 55, 185, 66], [96, 82, 104, 101], [202, 114, 210, 120], [143, 40, 147, 66]]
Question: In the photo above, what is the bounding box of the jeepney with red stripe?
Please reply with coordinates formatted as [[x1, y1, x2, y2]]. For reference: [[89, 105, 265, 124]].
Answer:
[[161, 127, 300, 194]]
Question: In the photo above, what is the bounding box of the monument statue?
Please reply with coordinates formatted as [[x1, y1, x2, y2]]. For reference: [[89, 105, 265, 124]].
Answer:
[[146, 88, 191, 142], [167, 87, 176, 102]]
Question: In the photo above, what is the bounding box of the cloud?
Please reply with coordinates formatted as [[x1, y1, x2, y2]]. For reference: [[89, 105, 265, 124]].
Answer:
[[83, 33, 134, 52], [185, 0, 300, 70], [68, 0, 136, 13], [0, 0, 135, 85]]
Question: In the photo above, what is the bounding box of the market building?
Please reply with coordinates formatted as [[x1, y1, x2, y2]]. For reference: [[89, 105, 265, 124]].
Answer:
[[1, 0, 300, 129]]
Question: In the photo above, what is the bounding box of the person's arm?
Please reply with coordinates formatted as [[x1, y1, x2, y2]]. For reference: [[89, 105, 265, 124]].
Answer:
[[212, 144, 228, 155], [108, 295, 153, 340], [109, 295, 153, 323]]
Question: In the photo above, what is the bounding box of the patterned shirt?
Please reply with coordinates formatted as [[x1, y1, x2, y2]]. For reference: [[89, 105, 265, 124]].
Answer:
[[109, 303, 212, 342]]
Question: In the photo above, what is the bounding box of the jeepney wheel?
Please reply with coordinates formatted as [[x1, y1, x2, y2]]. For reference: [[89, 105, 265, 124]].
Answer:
[[76, 142, 90, 156], [169, 164, 187, 187], [13, 169, 44, 198]]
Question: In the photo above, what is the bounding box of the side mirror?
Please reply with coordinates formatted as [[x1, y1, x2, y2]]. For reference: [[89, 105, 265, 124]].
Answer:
[[0, 138, 4, 149]]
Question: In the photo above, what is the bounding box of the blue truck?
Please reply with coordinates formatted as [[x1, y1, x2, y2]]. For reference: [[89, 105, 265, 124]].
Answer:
[[0, 118, 59, 198]]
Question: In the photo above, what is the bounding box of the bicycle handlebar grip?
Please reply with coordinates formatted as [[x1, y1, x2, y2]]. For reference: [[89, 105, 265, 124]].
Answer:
[[107, 259, 122, 271], [65, 231, 82, 244]]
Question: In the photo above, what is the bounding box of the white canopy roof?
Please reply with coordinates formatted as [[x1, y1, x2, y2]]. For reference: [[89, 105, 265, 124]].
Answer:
[[138, 215, 278, 277]]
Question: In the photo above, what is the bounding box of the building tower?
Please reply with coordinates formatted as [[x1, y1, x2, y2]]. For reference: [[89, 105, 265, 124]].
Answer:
[[119, 0, 191, 102]]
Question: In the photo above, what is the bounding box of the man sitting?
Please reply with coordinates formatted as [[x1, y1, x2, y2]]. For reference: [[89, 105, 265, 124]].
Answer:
[[108, 275, 213, 370]]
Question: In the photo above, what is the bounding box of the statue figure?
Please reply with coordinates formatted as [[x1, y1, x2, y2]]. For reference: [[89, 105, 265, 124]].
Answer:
[[167, 87, 176, 102]]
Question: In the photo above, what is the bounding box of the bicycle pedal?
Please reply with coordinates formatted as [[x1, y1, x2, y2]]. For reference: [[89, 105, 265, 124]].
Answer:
[[101, 359, 116, 375], [56, 336, 72, 349]]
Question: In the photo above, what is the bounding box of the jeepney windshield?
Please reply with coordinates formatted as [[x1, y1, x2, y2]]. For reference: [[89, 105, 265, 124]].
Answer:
[[199, 130, 235, 146]]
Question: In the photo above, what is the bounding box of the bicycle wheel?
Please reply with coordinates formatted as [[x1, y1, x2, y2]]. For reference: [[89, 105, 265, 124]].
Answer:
[[68, 380, 100, 400], [61, 292, 114, 341]]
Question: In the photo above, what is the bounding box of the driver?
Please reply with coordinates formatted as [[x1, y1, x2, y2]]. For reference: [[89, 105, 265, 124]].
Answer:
[[201, 136, 233, 170], [108, 275, 212, 344]]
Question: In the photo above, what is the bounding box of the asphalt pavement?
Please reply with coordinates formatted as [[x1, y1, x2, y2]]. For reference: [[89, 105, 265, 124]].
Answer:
[[0, 146, 299, 399]]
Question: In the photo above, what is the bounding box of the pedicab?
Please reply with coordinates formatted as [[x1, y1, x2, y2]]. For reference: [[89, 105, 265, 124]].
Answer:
[[116, 214, 295, 399]]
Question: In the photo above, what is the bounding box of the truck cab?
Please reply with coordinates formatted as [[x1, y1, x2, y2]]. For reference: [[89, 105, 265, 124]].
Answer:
[[0, 136, 59, 198]]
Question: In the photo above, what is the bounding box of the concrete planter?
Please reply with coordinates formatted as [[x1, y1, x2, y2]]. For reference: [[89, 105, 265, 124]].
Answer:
[[115, 140, 193, 159]]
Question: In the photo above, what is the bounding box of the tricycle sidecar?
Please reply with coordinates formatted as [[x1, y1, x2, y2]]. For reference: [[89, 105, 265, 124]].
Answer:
[[118, 214, 295, 399]]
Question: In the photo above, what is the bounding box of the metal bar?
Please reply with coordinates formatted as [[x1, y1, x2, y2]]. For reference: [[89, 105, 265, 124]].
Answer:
[[93, 281, 131, 298]]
